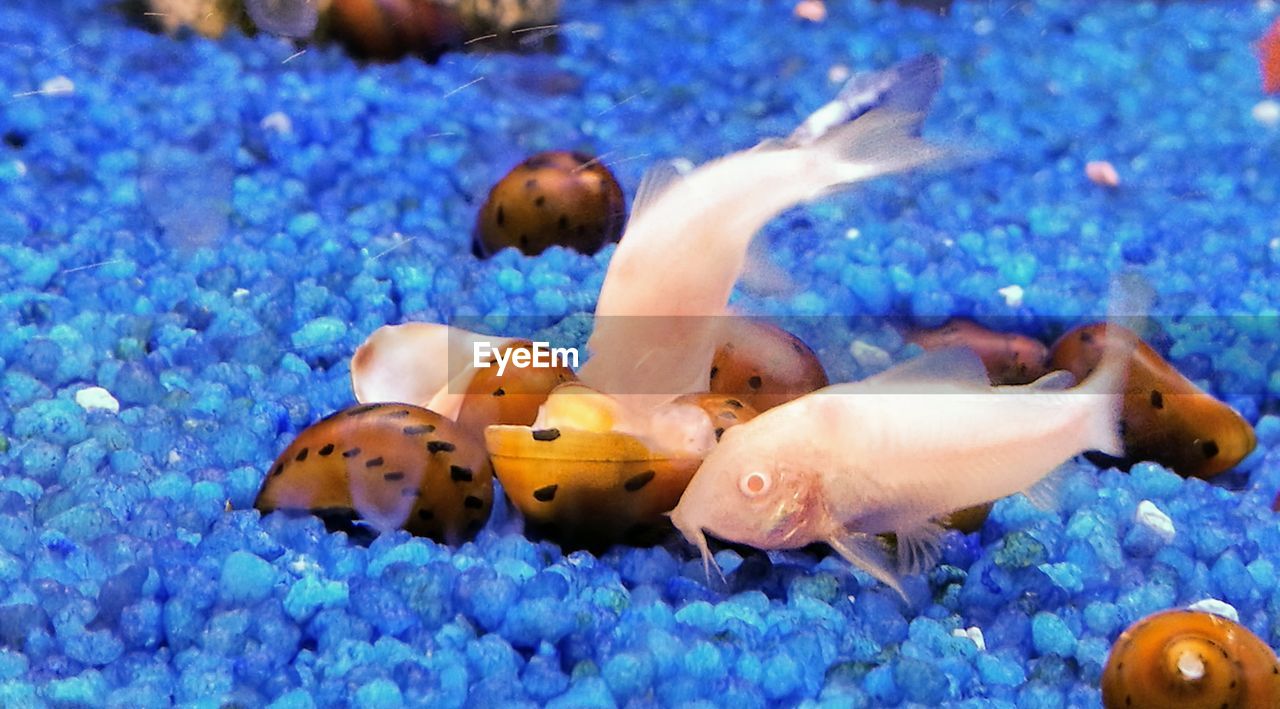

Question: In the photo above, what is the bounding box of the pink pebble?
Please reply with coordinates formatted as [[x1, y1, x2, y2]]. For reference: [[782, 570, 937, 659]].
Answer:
[[794, 0, 827, 22], [1086, 160, 1120, 188]]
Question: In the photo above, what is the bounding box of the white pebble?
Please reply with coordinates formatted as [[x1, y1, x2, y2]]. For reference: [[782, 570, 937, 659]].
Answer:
[[953, 626, 986, 651], [74, 386, 120, 414], [1187, 598, 1239, 623], [39, 75, 75, 96], [261, 111, 293, 134], [973, 18, 995, 36], [844, 227, 861, 240], [827, 64, 851, 84], [1134, 500, 1176, 543], [1252, 100, 1280, 127], [998, 284, 1024, 307], [849, 340, 892, 369], [233, 288, 250, 298]]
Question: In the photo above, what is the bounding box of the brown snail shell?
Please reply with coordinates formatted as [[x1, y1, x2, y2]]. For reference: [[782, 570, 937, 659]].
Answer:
[[908, 319, 1049, 385], [1101, 609, 1280, 709], [256, 403, 493, 544], [710, 320, 829, 412], [473, 150, 627, 257], [455, 339, 577, 436], [328, 0, 465, 62], [485, 389, 758, 550], [1049, 324, 1256, 479]]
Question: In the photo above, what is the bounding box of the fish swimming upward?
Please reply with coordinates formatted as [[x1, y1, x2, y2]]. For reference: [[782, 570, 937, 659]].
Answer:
[[670, 278, 1152, 599], [577, 56, 953, 417]]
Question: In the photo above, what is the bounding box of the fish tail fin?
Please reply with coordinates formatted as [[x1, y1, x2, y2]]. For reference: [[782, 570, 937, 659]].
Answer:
[[1080, 273, 1154, 457], [790, 55, 967, 190]]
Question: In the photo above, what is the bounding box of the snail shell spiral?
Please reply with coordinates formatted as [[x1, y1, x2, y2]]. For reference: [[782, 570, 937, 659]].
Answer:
[[1100, 609, 1280, 709]]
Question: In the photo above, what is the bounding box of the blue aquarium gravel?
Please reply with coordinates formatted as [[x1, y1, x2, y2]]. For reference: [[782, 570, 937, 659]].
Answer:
[[3, 0, 1280, 706]]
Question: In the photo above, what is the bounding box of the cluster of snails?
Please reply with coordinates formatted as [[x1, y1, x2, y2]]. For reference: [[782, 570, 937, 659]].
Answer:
[[255, 322, 830, 550]]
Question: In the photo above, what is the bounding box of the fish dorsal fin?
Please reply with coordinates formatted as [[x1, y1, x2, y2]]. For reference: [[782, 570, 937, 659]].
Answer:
[[861, 346, 991, 390], [1026, 370, 1076, 391], [630, 159, 690, 223]]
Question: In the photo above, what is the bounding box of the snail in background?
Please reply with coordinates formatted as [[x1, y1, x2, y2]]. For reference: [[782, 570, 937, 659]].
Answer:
[[908, 318, 1049, 385], [1100, 609, 1280, 708], [328, 0, 466, 61], [474, 150, 627, 257]]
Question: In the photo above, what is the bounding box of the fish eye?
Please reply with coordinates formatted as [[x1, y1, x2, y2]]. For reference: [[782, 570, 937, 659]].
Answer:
[[739, 471, 772, 497]]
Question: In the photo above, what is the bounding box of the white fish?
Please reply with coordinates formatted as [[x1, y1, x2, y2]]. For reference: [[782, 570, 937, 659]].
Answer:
[[577, 56, 952, 413], [670, 278, 1151, 599]]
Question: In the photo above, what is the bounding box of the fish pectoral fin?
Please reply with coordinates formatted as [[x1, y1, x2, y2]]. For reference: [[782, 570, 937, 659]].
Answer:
[[894, 522, 946, 577], [825, 530, 906, 600], [1021, 467, 1069, 511]]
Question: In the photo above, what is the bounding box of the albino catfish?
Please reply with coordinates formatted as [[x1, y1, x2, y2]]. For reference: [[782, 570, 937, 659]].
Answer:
[[578, 56, 953, 413], [670, 279, 1151, 599]]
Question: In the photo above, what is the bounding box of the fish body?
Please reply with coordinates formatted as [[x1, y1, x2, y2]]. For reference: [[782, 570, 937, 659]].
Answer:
[[670, 280, 1148, 597], [578, 56, 950, 410]]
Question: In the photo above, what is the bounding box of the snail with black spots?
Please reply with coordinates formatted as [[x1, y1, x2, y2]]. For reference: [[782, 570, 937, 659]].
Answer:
[[710, 319, 829, 412], [473, 150, 627, 257], [485, 383, 759, 550], [255, 403, 494, 544], [1049, 323, 1256, 479]]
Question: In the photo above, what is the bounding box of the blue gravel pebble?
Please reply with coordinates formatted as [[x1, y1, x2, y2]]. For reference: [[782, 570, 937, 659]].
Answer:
[[219, 551, 278, 604]]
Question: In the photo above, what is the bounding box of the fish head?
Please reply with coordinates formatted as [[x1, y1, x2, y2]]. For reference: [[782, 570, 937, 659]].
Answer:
[[669, 425, 825, 568]]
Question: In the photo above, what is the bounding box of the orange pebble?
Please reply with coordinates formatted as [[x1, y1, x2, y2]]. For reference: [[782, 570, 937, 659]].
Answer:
[[710, 320, 829, 412], [1101, 609, 1280, 709], [908, 319, 1049, 385], [1048, 324, 1256, 479], [1260, 18, 1280, 94]]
